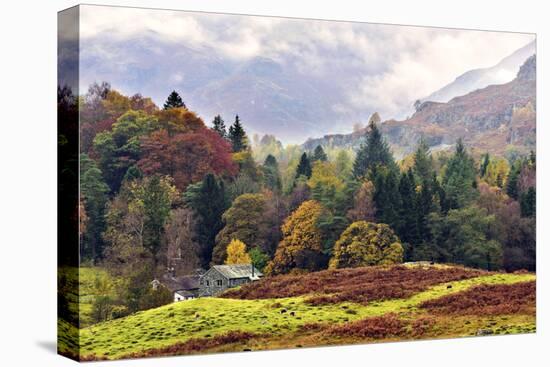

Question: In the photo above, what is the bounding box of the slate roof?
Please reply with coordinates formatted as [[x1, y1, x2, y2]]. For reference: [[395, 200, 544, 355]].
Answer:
[[161, 274, 200, 292], [211, 264, 263, 280]]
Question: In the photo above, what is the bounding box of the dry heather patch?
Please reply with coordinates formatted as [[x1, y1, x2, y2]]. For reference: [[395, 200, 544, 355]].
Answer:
[[120, 331, 259, 359], [223, 265, 486, 305], [420, 281, 535, 316]]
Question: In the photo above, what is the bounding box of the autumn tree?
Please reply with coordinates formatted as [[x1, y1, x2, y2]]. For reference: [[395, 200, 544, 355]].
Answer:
[[265, 200, 326, 275], [138, 127, 237, 191], [102, 191, 158, 313], [347, 180, 376, 222], [308, 161, 344, 210], [483, 157, 509, 188], [163, 90, 186, 110], [155, 107, 204, 135], [288, 176, 311, 212], [329, 221, 403, 269], [225, 239, 252, 264], [213, 193, 268, 264], [476, 182, 535, 271], [228, 115, 248, 152]]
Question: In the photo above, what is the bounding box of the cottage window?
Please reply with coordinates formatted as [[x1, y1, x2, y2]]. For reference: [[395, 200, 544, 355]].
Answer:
[[216, 279, 223, 286], [206, 280, 210, 286]]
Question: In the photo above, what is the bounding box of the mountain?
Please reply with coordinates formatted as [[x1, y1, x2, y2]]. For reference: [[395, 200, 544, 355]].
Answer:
[[304, 55, 536, 158], [188, 57, 360, 143], [422, 40, 535, 104]]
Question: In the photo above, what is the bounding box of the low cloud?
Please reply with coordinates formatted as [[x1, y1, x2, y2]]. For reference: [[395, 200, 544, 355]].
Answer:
[[79, 5, 535, 122]]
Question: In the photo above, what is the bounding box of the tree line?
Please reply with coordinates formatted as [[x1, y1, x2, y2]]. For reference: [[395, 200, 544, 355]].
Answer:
[[70, 83, 536, 322]]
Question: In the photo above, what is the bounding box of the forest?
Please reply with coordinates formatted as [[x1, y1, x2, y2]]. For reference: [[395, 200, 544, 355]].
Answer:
[[61, 81, 536, 324]]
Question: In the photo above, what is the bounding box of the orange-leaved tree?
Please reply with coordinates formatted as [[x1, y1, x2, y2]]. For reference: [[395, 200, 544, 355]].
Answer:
[[265, 200, 326, 275]]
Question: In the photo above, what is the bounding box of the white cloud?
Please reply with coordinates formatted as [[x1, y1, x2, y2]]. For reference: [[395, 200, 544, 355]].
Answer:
[[79, 5, 535, 121]]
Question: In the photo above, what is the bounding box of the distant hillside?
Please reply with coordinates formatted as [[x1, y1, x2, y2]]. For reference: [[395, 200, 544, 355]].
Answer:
[[304, 55, 536, 158], [422, 40, 535, 104]]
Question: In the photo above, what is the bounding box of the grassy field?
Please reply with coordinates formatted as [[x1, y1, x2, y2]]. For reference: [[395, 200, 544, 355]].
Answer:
[[68, 265, 535, 360]]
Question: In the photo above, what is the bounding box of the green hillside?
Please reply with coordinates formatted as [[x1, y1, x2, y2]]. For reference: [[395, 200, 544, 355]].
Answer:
[[66, 266, 535, 360]]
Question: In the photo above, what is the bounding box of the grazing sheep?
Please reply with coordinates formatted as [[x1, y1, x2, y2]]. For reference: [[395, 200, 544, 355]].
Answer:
[[280, 308, 287, 314], [195, 313, 200, 319], [290, 311, 296, 317]]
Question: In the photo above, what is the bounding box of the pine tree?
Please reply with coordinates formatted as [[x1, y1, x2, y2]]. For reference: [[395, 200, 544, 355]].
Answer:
[[312, 145, 328, 162], [228, 115, 248, 152], [183, 174, 226, 267], [506, 160, 521, 200], [211, 115, 227, 138], [295, 152, 312, 179], [441, 139, 478, 210], [353, 120, 396, 179], [520, 187, 536, 217], [373, 168, 400, 229], [413, 137, 433, 182], [163, 90, 185, 110], [397, 169, 418, 250], [479, 153, 490, 177]]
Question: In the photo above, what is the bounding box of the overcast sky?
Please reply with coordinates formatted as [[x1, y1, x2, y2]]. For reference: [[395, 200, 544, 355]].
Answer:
[[78, 5, 535, 128]]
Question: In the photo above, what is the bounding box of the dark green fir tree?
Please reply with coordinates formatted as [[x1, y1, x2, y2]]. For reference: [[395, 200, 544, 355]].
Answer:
[[312, 145, 328, 162], [211, 115, 227, 138], [228, 115, 248, 152], [163, 90, 186, 110], [295, 152, 312, 179]]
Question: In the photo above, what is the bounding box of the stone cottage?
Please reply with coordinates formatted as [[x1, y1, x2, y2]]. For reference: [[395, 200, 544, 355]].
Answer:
[[155, 274, 201, 302], [199, 264, 263, 297]]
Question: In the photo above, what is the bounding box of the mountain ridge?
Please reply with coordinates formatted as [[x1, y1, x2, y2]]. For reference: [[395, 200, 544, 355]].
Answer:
[[303, 55, 536, 158]]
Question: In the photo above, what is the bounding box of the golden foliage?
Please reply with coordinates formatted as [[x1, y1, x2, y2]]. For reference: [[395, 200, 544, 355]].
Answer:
[[225, 239, 252, 264], [265, 200, 325, 275], [329, 221, 403, 269]]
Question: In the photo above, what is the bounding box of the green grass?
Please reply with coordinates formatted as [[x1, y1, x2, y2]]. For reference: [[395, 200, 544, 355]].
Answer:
[[78, 272, 534, 359], [58, 267, 121, 327]]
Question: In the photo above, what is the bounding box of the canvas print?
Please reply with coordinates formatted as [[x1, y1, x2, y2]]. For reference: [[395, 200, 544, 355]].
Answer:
[[58, 4, 536, 361]]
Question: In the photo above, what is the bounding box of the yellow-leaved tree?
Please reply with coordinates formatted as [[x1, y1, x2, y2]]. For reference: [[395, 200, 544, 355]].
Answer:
[[329, 221, 403, 269], [225, 239, 251, 264], [265, 200, 325, 275]]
